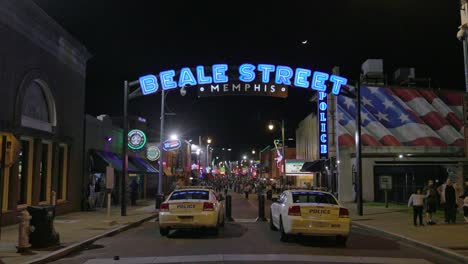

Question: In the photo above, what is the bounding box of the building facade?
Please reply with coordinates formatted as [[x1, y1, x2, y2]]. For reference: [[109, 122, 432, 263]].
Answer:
[[296, 84, 467, 203], [0, 1, 90, 225]]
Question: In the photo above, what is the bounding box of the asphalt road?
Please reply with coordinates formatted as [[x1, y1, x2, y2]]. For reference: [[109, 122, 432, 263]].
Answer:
[[50, 192, 460, 264]]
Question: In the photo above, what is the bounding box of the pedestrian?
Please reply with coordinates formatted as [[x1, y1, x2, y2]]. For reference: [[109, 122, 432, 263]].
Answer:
[[130, 178, 139, 206], [423, 180, 438, 225], [244, 184, 251, 199], [460, 180, 468, 223], [408, 188, 425, 226], [438, 178, 457, 224], [88, 180, 96, 211]]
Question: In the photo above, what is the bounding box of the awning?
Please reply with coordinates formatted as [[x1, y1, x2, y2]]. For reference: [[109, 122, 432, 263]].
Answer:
[[300, 160, 325, 172], [90, 150, 140, 173], [129, 155, 159, 174]]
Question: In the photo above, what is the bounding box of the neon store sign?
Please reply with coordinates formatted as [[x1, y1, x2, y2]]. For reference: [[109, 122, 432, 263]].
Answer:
[[318, 92, 328, 160], [138, 63, 347, 96]]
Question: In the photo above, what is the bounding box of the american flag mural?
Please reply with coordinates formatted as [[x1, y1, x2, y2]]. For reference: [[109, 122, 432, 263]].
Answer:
[[337, 86, 465, 147]]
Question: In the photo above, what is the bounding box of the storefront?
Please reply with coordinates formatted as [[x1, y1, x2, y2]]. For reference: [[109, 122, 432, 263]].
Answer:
[[84, 115, 158, 206]]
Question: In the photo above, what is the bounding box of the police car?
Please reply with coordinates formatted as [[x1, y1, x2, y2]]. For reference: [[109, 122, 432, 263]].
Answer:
[[269, 189, 350, 245], [158, 187, 225, 236]]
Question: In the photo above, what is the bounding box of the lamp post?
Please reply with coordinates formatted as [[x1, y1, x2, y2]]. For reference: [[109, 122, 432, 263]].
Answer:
[[354, 80, 363, 216], [268, 120, 285, 190], [341, 80, 363, 215], [158, 89, 165, 195], [206, 138, 212, 168], [122, 79, 141, 216]]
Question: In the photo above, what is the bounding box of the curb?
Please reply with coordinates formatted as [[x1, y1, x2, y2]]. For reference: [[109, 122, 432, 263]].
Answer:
[[352, 222, 468, 264], [24, 213, 158, 264]]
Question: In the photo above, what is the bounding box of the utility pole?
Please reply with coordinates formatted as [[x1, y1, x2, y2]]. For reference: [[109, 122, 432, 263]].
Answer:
[[355, 80, 363, 216], [460, 1, 468, 91], [281, 120, 286, 189], [158, 89, 165, 195], [122, 79, 143, 216], [121, 81, 128, 216]]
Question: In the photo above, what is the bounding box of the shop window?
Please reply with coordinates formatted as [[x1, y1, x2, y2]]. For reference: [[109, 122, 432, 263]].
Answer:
[[39, 143, 50, 202], [58, 144, 68, 200], [17, 140, 30, 205]]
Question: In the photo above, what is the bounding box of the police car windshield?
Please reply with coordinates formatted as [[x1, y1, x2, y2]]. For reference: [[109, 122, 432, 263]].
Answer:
[[292, 192, 337, 205], [170, 190, 209, 200]]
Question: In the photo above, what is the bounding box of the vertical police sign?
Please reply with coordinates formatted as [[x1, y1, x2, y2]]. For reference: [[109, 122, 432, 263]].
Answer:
[[318, 92, 328, 160]]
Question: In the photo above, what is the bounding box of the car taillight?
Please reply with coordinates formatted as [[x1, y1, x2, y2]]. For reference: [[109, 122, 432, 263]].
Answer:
[[203, 202, 214, 211], [288, 205, 301, 216], [339, 208, 349, 218], [160, 203, 169, 211]]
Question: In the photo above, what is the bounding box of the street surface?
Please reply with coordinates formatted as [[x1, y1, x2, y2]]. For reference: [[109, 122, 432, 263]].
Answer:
[[51, 192, 460, 264]]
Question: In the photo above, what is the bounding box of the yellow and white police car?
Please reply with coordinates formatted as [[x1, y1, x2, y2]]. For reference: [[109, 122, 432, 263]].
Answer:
[[158, 187, 225, 236], [270, 189, 350, 245]]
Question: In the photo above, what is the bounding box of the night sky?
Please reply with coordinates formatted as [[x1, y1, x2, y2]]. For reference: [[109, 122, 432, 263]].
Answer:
[[34, 0, 464, 160]]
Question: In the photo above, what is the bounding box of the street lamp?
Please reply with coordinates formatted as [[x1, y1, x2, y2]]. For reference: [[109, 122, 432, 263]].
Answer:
[[170, 134, 178, 140], [206, 138, 212, 168], [267, 119, 285, 189], [252, 150, 256, 154], [341, 80, 363, 216], [243, 155, 247, 160]]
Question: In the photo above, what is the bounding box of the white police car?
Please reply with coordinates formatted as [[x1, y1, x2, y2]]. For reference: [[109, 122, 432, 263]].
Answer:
[[270, 190, 350, 245], [158, 187, 224, 236]]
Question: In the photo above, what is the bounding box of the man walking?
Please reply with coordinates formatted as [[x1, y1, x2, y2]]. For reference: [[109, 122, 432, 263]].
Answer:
[[423, 180, 437, 225], [130, 178, 139, 206], [244, 184, 251, 199], [438, 178, 457, 224]]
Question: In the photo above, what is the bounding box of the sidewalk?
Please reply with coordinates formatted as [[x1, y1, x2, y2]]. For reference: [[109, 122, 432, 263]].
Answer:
[[345, 202, 468, 262], [0, 200, 157, 264]]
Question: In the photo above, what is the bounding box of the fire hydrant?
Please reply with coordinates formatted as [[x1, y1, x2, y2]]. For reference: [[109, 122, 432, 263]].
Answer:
[[17, 210, 33, 253]]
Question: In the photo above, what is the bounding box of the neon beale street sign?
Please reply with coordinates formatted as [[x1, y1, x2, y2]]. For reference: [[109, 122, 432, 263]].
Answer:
[[138, 63, 347, 96]]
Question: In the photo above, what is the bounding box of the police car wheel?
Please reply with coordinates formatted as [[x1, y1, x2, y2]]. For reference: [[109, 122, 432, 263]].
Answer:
[[270, 212, 277, 231], [336, 236, 347, 247], [211, 227, 219, 235], [160, 227, 169, 236]]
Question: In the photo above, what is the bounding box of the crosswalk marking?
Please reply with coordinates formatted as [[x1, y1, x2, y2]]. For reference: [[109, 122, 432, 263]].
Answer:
[[83, 254, 432, 264]]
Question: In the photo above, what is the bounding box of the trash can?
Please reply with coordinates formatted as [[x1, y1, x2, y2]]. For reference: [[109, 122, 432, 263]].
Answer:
[[27, 206, 60, 248], [155, 194, 165, 209]]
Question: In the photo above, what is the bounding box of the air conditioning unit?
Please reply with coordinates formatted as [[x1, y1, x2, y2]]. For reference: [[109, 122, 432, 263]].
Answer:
[[394, 68, 415, 83], [361, 59, 383, 76]]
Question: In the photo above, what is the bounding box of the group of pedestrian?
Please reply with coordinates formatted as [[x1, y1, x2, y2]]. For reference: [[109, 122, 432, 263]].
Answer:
[[408, 178, 468, 226]]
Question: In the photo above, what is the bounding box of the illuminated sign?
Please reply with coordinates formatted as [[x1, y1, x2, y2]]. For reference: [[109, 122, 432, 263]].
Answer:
[[146, 145, 161, 161], [128, 129, 146, 150], [318, 92, 328, 160], [139, 64, 347, 96], [197, 82, 287, 98], [162, 139, 181, 151]]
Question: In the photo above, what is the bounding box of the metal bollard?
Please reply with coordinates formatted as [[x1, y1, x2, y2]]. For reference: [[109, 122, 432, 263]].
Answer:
[[256, 194, 267, 222], [225, 195, 234, 222]]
